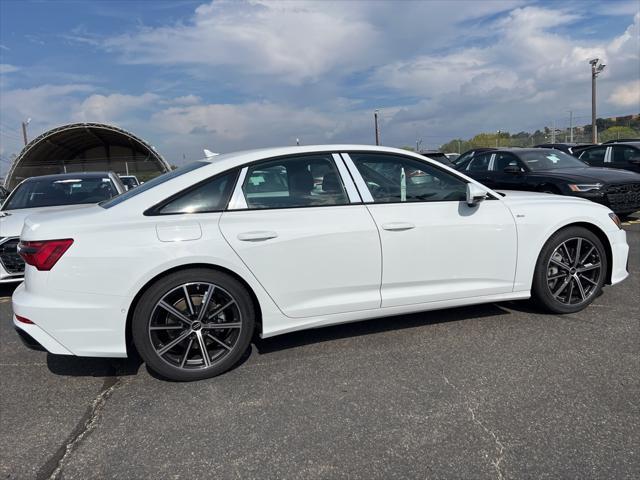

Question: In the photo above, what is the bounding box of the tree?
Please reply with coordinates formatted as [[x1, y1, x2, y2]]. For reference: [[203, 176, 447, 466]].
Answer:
[[599, 126, 640, 142]]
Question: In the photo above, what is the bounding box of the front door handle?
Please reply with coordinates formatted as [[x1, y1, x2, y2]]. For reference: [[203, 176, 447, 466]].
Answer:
[[237, 231, 278, 241], [381, 222, 415, 231]]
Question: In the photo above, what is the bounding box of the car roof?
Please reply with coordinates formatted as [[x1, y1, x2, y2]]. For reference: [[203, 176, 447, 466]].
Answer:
[[21, 172, 114, 183]]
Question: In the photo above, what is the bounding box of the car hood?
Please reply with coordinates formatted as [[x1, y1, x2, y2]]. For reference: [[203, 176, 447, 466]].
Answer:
[[0, 204, 94, 238], [531, 167, 640, 184], [496, 189, 593, 208]]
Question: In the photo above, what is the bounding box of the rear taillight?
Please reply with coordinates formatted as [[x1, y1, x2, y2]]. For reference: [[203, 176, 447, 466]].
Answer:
[[18, 239, 74, 271]]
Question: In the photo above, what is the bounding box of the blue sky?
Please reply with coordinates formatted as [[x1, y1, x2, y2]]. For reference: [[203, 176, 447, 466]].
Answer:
[[1, 0, 639, 170]]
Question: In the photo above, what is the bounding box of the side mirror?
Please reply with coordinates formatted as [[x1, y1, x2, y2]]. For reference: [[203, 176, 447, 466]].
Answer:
[[466, 183, 488, 207], [503, 165, 521, 174]]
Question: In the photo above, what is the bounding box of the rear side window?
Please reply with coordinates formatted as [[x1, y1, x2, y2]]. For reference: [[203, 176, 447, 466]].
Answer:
[[493, 153, 522, 171], [155, 171, 237, 214], [242, 154, 349, 209], [612, 146, 640, 164]]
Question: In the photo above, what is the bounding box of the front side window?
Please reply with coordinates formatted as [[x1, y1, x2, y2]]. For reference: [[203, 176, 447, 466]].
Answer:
[[466, 153, 492, 172], [350, 153, 467, 203], [156, 171, 236, 214], [579, 147, 606, 167], [520, 150, 587, 171], [493, 153, 523, 171], [242, 154, 349, 209]]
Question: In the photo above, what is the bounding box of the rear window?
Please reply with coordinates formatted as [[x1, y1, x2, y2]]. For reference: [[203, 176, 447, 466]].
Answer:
[[100, 162, 208, 209]]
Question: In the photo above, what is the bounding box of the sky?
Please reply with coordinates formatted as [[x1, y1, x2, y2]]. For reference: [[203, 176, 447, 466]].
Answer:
[[1, 0, 639, 171]]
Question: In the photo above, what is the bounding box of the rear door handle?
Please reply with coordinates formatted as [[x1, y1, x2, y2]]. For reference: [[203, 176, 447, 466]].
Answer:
[[381, 222, 415, 231], [237, 231, 278, 241]]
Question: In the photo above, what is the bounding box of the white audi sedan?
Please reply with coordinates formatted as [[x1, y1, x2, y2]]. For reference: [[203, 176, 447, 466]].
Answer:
[[12, 145, 629, 381]]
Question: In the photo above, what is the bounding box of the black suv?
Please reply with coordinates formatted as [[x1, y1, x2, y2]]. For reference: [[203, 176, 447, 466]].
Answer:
[[577, 142, 640, 173], [456, 148, 640, 215]]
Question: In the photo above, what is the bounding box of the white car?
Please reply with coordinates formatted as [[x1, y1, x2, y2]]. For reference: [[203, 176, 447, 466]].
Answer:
[[0, 172, 126, 283], [12, 145, 629, 381]]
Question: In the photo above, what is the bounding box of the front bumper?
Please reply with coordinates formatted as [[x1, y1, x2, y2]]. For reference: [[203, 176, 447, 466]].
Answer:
[[608, 227, 629, 285], [0, 237, 24, 283], [574, 189, 640, 215]]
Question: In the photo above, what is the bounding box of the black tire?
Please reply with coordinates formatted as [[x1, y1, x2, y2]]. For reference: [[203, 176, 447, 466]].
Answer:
[[132, 268, 255, 381], [532, 226, 607, 314]]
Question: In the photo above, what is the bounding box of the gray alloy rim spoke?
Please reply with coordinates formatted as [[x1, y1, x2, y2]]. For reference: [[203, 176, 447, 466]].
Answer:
[[574, 276, 587, 300], [157, 330, 192, 356], [579, 274, 597, 286], [573, 238, 582, 266], [207, 300, 236, 320], [149, 282, 242, 371], [547, 237, 601, 305], [195, 331, 211, 367], [149, 325, 184, 331], [196, 285, 215, 322], [180, 338, 194, 368], [550, 258, 571, 271], [158, 301, 192, 326], [578, 263, 601, 272], [202, 322, 242, 330], [183, 285, 195, 316], [579, 246, 595, 265], [206, 333, 232, 351]]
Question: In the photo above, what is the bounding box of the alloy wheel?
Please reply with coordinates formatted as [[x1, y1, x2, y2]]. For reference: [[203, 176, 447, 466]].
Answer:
[[546, 237, 602, 305], [148, 282, 242, 370]]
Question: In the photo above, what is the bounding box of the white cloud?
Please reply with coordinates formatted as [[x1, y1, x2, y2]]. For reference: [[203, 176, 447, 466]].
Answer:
[[609, 80, 640, 108], [73, 92, 160, 123], [0, 64, 19, 74]]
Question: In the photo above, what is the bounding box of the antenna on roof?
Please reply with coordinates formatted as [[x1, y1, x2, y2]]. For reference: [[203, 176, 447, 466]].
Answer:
[[204, 149, 219, 159]]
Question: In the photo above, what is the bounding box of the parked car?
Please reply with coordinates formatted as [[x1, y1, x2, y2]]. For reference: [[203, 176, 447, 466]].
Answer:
[[577, 142, 640, 173], [0, 186, 8, 208], [0, 172, 125, 283], [12, 145, 629, 381], [418, 150, 454, 167], [602, 138, 640, 144], [456, 148, 640, 215], [119, 175, 141, 190], [534, 143, 593, 155]]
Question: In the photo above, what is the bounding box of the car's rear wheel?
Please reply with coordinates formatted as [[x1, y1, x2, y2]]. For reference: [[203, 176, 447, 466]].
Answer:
[[132, 268, 255, 381], [532, 227, 607, 314]]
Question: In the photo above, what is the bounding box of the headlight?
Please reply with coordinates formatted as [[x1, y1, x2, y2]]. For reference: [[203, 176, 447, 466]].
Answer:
[[609, 212, 623, 229], [568, 183, 602, 192]]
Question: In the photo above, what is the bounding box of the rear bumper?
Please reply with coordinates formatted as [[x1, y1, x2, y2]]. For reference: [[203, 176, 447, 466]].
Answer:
[[11, 283, 129, 357], [13, 316, 73, 355]]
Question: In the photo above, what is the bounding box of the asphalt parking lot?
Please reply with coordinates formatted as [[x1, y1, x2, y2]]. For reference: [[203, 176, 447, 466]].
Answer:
[[1, 223, 638, 480]]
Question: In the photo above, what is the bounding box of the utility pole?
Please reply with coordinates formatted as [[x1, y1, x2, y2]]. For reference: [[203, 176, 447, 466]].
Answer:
[[568, 111, 574, 142], [551, 120, 556, 143], [374, 109, 380, 146], [21, 118, 31, 146], [589, 58, 606, 143]]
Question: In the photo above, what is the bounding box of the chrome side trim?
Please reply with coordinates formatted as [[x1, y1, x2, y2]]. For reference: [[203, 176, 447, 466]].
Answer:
[[340, 153, 374, 203]]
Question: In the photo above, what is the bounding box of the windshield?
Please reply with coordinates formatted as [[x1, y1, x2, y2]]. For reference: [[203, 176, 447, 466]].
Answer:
[[2, 176, 118, 210], [100, 161, 208, 208], [520, 150, 588, 171]]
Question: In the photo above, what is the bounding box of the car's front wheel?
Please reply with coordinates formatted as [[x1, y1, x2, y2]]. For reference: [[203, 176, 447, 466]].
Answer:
[[132, 268, 255, 381], [532, 226, 607, 314]]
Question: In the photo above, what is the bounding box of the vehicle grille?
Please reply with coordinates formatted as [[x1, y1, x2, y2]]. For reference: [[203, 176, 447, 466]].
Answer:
[[0, 237, 24, 275], [605, 183, 640, 213]]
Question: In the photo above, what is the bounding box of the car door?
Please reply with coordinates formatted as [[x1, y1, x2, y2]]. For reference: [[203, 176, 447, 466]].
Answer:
[[491, 152, 528, 190], [343, 152, 517, 308], [219, 153, 382, 318]]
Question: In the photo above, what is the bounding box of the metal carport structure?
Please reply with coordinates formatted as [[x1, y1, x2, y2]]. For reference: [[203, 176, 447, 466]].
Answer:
[[4, 123, 171, 190]]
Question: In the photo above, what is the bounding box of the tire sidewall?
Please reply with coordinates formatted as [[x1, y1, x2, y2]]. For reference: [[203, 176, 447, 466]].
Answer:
[[132, 268, 255, 381]]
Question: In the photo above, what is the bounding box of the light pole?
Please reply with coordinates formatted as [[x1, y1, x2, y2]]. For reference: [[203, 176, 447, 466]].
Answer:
[[589, 58, 606, 143], [21, 118, 31, 146], [374, 109, 380, 146], [568, 110, 574, 143]]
